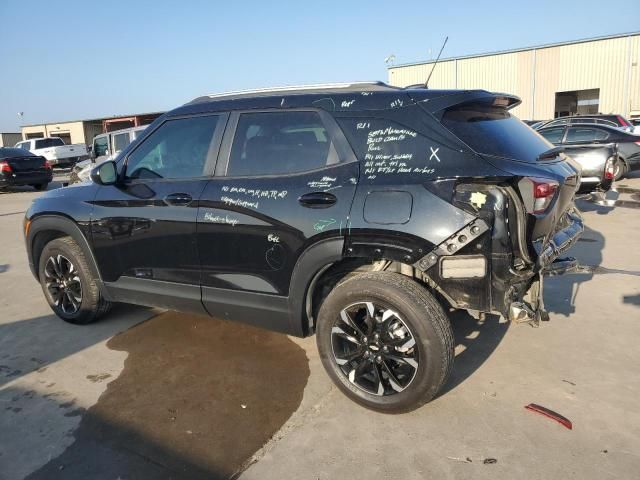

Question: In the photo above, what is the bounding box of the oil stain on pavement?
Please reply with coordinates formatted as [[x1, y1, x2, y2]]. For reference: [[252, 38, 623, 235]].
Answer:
[[27, 311, 310, 480]]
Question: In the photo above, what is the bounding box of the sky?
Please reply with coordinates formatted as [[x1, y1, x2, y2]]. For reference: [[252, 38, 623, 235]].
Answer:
[[0, 0, 638, 131]]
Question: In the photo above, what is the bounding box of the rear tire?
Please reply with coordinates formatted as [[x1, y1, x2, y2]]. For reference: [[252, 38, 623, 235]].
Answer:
[[38, 236, 111, 324], [33, 183, 48, 191], [316, 272, 454, 413], [614, 157, 627, 181]]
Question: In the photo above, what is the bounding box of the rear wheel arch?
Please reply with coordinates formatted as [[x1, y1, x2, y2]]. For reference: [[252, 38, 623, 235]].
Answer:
[[614, 155, 628, 180], [288, 238, 346, 337], [297, 251, 431, 337]]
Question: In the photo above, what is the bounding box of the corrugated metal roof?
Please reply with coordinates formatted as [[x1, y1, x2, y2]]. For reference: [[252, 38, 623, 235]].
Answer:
[[389, 31, 640, 69], [20, 111, 165, 128]]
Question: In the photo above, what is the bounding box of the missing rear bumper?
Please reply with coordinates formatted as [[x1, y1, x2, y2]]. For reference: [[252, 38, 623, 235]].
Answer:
[[535, 209, 584, 270]]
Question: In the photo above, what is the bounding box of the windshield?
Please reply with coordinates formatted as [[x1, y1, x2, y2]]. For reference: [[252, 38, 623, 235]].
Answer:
[[441, 104, 554, 162], [35, 138, 65, 149], [0, 147, 36, 159]]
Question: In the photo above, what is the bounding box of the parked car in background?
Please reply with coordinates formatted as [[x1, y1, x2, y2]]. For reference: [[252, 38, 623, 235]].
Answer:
[[14, 137, 88, 168], [25, 82, 584, 412], [538, 123, 640, 180], [90, 126, 147, 163], [535, 114, 635, 133], [523, 120, 545, 129], [70, 126, 147, 184], [0, 147, 52, 190]]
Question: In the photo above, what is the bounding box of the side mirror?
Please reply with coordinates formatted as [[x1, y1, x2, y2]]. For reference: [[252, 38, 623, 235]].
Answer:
[[90, 160, 118, 185]]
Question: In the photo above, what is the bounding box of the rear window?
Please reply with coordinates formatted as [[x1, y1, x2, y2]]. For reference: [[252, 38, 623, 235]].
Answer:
[[35, 138, 65, 149], [0, 148, 36, 159], [441, 104, 553, 162]]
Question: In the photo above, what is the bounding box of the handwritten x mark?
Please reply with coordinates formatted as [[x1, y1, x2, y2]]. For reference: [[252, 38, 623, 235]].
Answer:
[[429, 147, 441, 162]]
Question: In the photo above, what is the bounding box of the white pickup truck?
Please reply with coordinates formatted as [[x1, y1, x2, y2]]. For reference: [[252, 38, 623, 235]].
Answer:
[[14, 137, 88, 167]]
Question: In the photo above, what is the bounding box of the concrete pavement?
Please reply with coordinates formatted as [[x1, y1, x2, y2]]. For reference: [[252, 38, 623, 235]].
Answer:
[[1, 177, 639, 479]]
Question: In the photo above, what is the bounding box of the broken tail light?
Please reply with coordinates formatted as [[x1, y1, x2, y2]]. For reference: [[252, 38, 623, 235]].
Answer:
[[518, 177, 559, 214]]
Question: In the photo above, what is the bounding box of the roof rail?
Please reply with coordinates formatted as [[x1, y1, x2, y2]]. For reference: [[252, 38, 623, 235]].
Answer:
[[203, 81, 387, 99]]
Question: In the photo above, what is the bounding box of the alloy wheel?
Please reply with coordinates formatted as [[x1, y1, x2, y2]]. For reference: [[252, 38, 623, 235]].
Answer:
[[331, 301, 419, 396], [44, 254, 82, 314]]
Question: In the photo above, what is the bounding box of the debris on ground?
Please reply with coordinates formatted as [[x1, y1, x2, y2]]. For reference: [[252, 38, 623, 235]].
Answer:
[[562, 379, 577, 386], [525, 403, 573, 430], [446, 456, 472, 463], [483, 458, 498, 464]]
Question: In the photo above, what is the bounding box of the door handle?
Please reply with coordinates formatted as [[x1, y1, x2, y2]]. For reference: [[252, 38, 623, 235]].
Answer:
[[298, 192, 337, 208], [163, 193, 193, 206]]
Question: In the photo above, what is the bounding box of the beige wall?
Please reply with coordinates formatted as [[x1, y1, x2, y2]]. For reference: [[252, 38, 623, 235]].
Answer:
[[21, 121, 88, 145], [388, 33, 640, 119]]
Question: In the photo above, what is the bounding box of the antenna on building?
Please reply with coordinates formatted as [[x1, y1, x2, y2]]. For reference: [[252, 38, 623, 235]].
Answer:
[[424, 36, 448, 88], [384, 54, 396, 66]]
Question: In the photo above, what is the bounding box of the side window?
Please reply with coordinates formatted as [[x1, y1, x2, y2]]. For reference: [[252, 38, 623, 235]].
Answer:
[[596, 119, 617, 127], [18, 142, 30, 150], [566, 127, 608, 143], [113, 132, 130, 153], [94, 136, 109, 157], [545, 119, 568, 128], [539, 127, 565, 144], [226, 111, 338, 176], [125, 115, 220, 180]]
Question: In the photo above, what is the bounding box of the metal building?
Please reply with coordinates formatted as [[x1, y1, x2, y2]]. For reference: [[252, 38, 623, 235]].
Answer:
[[388, 32, 640, 121], [0, 133, 22, 147], [20, 112, 164, 146]]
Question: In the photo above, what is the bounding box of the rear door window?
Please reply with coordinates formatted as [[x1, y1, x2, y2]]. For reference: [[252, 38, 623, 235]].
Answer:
[[441, 104, 553, 162], [113, 132, 131, 153], [539, 127, 566, 144], [34, 138, 65, 149], [565, 127, 609, 143], [226, 111, 338, 176]]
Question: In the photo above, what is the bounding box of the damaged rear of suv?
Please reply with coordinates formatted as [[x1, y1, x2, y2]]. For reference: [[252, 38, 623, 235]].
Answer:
[[25, 82, 582, 413]]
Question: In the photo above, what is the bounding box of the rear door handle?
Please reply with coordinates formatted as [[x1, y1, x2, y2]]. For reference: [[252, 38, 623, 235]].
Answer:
[[163, 193, 193, 206], [298, 192, 337, 208]]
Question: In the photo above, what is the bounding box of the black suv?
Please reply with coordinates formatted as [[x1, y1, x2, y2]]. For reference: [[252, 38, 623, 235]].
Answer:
[[24, 82, 583, 412]]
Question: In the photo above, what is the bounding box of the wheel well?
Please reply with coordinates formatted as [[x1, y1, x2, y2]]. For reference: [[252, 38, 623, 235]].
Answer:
[[618, 155, 628, 168], [306, 258, 428, 334], [31, 230, 68, 279]]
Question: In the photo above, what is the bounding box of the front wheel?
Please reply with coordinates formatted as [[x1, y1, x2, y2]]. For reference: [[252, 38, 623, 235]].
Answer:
[[316, 272, 454, 413], [38, 236, 111, 324]]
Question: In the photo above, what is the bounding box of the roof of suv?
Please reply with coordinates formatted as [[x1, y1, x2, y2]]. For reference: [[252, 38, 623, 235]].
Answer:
[[187, 81, 402, 104], [173, 81, 520, 117]]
